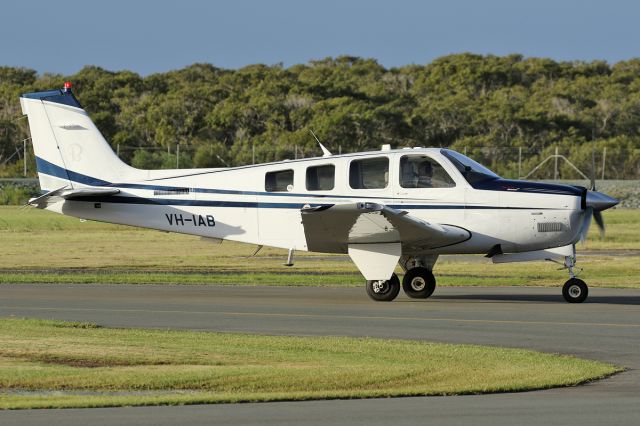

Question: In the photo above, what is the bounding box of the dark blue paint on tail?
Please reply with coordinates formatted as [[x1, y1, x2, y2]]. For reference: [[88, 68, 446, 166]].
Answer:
[[35, 156, 111, 186], [21, 89, 83, 109]]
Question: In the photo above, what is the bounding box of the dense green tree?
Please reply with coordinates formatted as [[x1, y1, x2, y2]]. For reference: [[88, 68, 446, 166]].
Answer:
[[1, 54, 639, 179]]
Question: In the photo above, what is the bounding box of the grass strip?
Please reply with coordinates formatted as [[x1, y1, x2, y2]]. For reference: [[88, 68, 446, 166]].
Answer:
[[0, 206, 639, 288], [1, 254, 638, 288], [0, 318, 619, 409]]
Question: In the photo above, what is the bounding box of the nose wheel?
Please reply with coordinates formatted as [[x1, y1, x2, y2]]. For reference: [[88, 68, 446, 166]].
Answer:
[[365, 273, 401, 301], [563, 278, 588, 303]]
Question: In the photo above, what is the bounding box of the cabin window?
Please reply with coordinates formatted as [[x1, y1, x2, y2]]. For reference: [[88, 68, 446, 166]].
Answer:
[[349, 157, 389, 189], [400, 155, 455, 188], [265, 169, 294, 192], [306, 164, 335, 191]]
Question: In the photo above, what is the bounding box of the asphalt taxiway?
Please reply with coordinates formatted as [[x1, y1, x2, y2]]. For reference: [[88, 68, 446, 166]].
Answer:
[[1, 284, 639, 425]]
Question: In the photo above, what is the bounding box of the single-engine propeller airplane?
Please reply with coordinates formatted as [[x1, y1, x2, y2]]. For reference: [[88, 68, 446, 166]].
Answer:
[[20, 83, 619, 303]]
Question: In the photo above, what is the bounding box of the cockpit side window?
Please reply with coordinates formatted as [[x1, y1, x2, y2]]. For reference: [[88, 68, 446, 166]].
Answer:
[[440, 149, 500, 185], [400, 155, 455, 188]]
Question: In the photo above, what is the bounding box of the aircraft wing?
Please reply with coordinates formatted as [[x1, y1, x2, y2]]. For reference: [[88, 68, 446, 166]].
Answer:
[[300, 202, 470, 253], [28, 186, 120, 208]]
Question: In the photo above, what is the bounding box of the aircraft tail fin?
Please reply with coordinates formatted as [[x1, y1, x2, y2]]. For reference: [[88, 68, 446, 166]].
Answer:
[[20, 84, 138, 192]]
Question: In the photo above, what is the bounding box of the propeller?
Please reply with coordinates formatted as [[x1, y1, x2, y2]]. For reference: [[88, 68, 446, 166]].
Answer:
[[590, 144, 604, 237], [590, 135, 597, 192], [580, 140, 617, 240]]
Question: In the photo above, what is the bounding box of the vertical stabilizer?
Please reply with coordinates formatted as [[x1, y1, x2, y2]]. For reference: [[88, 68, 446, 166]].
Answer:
[[20, 84, 138, 192]]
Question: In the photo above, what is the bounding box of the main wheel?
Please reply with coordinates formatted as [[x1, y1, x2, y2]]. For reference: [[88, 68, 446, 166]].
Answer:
[[562, 278, 588, 303], [402, 267, 436, 299], [366, 273, 401, 302]]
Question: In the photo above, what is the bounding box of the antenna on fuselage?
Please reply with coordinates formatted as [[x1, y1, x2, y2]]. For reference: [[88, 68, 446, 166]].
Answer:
[[215, 154, 230, 167], [310, 130, 332, 157]]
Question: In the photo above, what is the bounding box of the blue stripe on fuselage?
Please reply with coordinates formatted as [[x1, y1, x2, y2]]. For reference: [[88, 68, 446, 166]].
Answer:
[[64, 194, 554, 210], [34, 155, 579, 205]]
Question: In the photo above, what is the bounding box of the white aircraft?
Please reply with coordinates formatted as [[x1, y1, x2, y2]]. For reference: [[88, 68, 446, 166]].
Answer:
[[20, 83, 618, 303]]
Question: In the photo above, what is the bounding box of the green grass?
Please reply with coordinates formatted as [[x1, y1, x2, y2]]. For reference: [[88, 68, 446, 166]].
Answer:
[[0, 318, 620, 409], [579, 209, 640, 250], [0, 206, 638, 288]]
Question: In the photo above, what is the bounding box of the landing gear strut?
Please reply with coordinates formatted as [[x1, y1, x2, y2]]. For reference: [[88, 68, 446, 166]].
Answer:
[[562, 255, 588, 303], [402, 267, 436, 299], [365, 273, 400, 302]]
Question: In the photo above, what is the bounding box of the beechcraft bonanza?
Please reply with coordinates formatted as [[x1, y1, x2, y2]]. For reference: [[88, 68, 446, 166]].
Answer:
[[20, 83, 619, 303]]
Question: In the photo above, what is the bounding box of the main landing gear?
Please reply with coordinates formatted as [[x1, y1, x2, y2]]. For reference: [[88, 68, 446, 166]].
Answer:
[[365, 255, 438, 302], [366, 274, 401, 302], [366, 267, 436, 302], [402, 267, 436, 299], [561, 255, 588, 303], [365, 267, 437, 302]]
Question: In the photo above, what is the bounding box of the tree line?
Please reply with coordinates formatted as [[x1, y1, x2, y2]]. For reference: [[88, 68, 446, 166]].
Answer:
[[1, 53, 639, 179]]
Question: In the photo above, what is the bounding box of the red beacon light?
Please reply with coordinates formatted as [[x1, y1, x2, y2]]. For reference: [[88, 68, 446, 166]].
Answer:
[[63, 81, 73, 92]]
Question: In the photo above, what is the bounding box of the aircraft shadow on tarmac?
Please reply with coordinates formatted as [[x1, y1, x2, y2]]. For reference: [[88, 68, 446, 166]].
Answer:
[[428, 293, 640, 306]]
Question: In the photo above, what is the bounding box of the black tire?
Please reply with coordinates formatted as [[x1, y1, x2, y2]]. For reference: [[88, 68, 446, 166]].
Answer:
[[366, 273, 401, 302], [562, 278, 588, 303], [402, 267, 436, 299]]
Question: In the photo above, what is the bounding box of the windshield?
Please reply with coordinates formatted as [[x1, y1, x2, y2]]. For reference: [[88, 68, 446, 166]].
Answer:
[[440, 149, 500, 185]]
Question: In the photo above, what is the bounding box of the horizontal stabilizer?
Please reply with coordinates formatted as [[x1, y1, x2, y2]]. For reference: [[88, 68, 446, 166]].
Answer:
[[60, 188, 120, 200], [28, 186, 120, 208]]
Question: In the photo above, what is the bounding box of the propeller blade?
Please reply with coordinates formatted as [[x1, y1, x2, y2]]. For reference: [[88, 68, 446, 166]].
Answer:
[[590, 130, 597, 191], [593, 210, 605, 237], [590, 144, 597, 191], [579, 207, 593, 243]]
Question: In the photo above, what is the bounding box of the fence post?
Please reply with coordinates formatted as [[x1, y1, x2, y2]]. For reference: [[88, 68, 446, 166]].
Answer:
[[252, 143, 255, 164], [176, 144, 180, 168], [295, 144, 298, 160], [339, 145, 342, 155], [602, 147, 606, 180], [518, 147, 522, 179], [23, 139, 27, 177], [554, 146, 558, 180], [116, 144, 120, 157]]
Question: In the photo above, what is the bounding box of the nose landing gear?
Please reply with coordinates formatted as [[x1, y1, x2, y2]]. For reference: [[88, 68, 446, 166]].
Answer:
[[561, 255, 588, 303]]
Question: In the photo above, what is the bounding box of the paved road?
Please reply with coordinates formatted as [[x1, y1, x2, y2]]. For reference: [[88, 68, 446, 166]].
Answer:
[[1, 284, 639, 425]]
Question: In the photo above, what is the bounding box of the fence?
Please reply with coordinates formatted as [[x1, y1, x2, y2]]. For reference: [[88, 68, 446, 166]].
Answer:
[[1, 140, 635, 181], [113, 143, 618, 181]]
